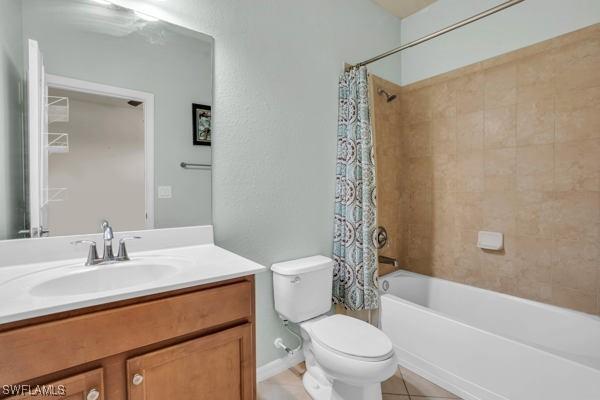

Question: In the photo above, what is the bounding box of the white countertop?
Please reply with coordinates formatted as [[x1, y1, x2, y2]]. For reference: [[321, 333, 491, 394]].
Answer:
[[0, 244, 266, 325]]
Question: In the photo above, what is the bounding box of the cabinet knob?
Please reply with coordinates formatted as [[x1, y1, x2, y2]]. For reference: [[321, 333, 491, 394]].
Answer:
[[87, 388, 100, 400], [132, 373, 144, 386]]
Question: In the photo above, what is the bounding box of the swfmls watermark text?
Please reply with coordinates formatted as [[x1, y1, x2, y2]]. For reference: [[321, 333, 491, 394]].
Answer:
[[2, 384, 66, 397]]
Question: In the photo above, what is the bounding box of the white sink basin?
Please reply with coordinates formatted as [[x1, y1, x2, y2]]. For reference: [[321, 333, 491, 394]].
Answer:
[[0, 243, 267, 325], [31, 263, 177, 296], [26, 257, 190, 297]]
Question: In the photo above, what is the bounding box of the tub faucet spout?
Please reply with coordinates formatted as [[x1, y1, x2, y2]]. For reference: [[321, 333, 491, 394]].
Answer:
[[378, 255, 400, 268]]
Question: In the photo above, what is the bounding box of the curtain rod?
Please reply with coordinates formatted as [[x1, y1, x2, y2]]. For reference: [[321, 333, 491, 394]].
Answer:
[[347, 0, 526, 71]]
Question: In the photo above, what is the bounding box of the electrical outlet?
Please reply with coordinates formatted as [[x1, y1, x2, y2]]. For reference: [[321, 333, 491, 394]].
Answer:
[[158, 186, 172, 199]]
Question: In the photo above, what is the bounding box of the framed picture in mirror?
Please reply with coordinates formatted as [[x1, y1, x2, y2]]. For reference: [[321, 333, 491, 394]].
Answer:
[[192, 104, 212, 146]]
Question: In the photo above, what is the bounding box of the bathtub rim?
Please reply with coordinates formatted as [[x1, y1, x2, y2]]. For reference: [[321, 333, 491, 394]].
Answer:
[[380, 269, 600, 322], [379, 270, 600, 373]]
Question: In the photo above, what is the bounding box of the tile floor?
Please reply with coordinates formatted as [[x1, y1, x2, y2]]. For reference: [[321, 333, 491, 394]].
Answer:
[[258, 363, 462, 400]]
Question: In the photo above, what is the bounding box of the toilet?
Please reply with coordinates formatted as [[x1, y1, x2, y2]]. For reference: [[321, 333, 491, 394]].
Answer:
[[272, 255, 397, 400]]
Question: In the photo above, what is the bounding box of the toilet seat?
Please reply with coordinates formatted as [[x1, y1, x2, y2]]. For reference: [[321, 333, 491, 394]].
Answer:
[[309, 314, 394, 362]]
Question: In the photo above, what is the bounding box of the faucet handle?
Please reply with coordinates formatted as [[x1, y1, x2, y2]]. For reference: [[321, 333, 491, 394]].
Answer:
[[71, 240, 99, 266], [119, 236, 142, 244], [71, 240, 96, 246], [117, 236, 142, 261]]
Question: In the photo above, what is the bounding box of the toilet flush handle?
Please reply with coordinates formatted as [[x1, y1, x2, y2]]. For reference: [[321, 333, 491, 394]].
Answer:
[[290, 276, 301, 284]]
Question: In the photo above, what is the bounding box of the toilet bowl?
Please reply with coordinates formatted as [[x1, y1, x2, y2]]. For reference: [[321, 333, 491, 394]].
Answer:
[[301, 314, 397, 400], [271, 256, 397, 400]]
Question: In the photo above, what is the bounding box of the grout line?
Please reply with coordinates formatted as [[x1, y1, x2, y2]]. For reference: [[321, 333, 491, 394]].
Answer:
[[398, 367, 412, 399], [398, 367, 461, 400]]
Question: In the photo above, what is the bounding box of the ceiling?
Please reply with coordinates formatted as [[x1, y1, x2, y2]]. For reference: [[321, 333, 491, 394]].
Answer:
[[372, 0, 436, 19]]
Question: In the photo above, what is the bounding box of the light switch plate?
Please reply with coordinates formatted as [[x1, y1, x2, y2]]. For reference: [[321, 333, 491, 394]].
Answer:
[[158, 186, 172, 199]]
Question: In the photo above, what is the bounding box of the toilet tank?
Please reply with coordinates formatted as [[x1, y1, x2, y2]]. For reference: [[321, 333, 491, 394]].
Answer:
[[271, 255, 333, 323]]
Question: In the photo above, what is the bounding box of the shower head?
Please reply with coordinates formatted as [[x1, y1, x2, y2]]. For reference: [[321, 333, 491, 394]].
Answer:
[[377, 88, 397, 103]]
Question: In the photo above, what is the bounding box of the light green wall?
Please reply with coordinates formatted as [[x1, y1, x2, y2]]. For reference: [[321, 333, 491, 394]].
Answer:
[[21, 0, 214, 229], [0, 0, 25, 240], [108, 0, 404, 367]]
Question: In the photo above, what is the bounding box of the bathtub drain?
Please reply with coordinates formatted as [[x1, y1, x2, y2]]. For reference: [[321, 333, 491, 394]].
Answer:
[[382, 280, 389, 292]]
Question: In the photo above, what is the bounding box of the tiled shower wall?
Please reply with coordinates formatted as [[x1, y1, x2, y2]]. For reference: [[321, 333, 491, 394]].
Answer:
[[373, 24, 600, 315]]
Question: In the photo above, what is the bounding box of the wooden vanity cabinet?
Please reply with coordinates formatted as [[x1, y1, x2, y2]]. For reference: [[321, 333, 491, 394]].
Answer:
[[0, 276, 256, 400], [5, 369, 104, 400], [127, 324, 253, 400]]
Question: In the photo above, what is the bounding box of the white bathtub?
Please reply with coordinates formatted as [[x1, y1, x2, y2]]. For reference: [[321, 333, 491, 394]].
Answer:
[[379, 270, 600, 400]]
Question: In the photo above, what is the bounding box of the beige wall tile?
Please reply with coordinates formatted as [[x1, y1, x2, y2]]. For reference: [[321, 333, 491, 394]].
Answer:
[[408, 191, 432, 226], [515, 236, 553, 284], [484, 64, 517, 109], [555, 86, 600, 144], [455, 192, 483, 231], [405, 86, 433, 124], [431, 117, 457, 155], [555, 86, 600, 113], [552, 239, 599, 293], [408, 156, 433, 192], [432, 191, 456, 227], [517, 51, 555, 87], [484, 106, 517, 149], [407, 224, 433, 261], [405, 121, 432, 157], [430, 82, 457, 119], [484, 148, 516, 192], [375, 25, 600, 315], [453, 229, 482, 285], [554, 37, 600, 92], [556, 102, 600, 143], [433, 153, 457, 192], [516, 280, 553, 303], [455, 72, 484, 115], [516, 144, 555, 191], [516, 97, 555, 146], [482, 191, 517, 235], [371, 74, 411, 276], [456, 111, 484, 153], [515, 191, 556, 239], [555, 139, 600, 191], [406, 256, 434, 276], [517, 81, 555, 105], [431, 225, 458, 278], [551, 286, 598, 314], [455, 151, 484, 192], [480, 235, 517, 281], [552, 192, 600, 241]]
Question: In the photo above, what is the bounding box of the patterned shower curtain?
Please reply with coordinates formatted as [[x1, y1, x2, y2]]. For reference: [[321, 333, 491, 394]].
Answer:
[[332, 66, 378, 311]]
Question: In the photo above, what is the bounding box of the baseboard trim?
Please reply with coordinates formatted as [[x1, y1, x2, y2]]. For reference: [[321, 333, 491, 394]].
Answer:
[[257, 352, 305, 383]]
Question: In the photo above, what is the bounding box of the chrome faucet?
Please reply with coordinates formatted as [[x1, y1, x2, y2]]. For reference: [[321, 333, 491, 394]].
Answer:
[[71, 220, 141, 266], [101, 220, 115, 262]]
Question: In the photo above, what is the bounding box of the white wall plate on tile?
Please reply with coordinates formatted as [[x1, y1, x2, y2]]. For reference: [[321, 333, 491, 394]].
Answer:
[[477, 231, 503, 250]]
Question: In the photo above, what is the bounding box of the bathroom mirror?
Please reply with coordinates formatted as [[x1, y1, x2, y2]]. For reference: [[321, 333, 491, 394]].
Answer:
[[0, 0, 213, 240]]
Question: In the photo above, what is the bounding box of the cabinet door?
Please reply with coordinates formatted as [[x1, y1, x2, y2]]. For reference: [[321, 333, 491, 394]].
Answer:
[[127, 324, 254, 400], [5, 369, 104, 400]]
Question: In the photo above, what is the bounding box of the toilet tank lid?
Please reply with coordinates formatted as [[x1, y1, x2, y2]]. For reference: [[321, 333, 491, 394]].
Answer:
[[271, 255, 333, 276]]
